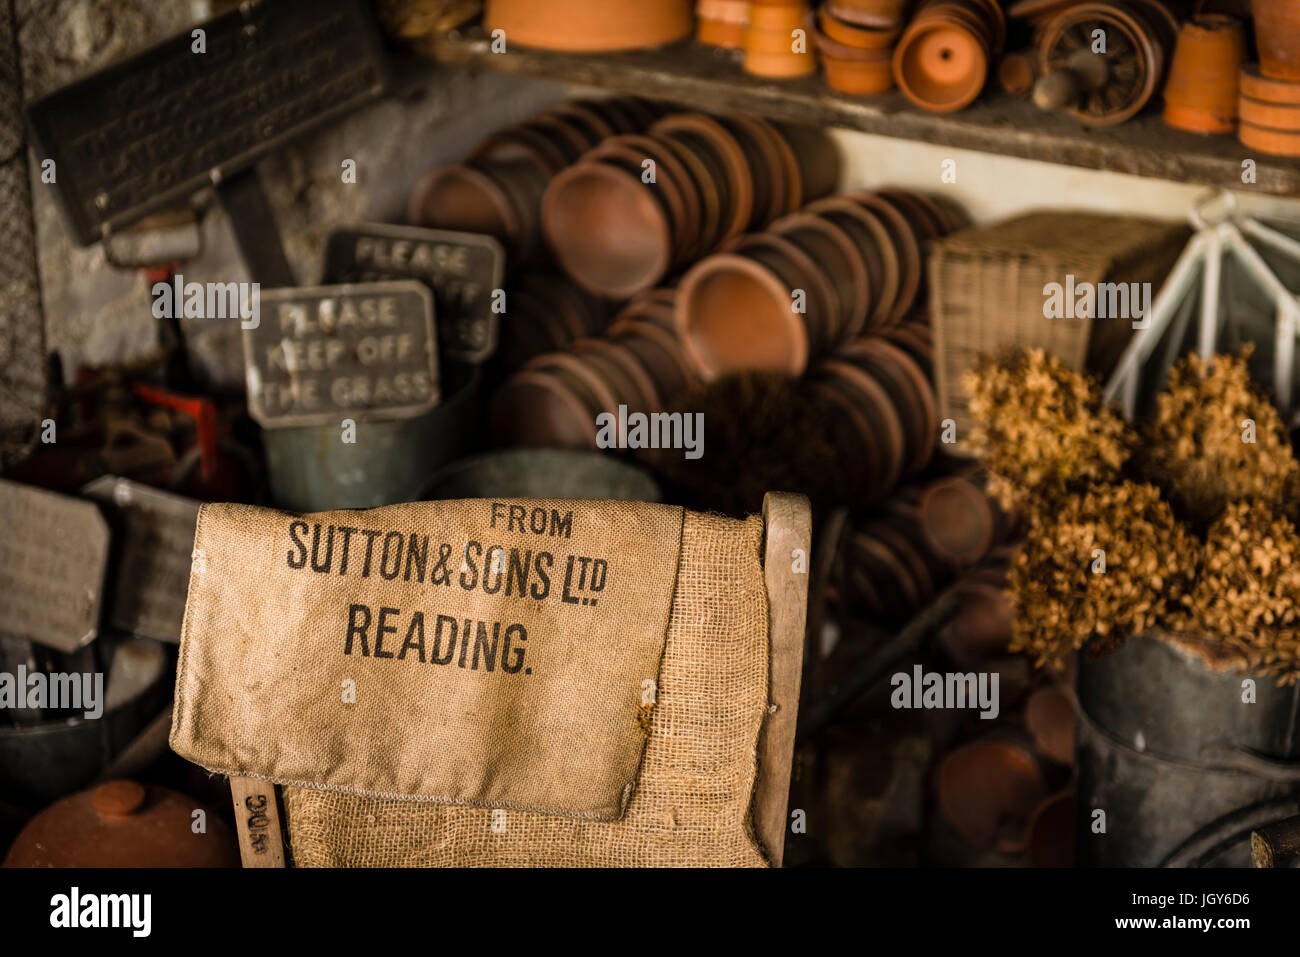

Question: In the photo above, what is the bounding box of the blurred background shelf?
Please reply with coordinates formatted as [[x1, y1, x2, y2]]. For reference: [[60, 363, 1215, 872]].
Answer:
[[420, 28, 1300, 199]]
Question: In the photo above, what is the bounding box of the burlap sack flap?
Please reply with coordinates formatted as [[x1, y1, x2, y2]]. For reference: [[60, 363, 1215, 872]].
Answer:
[[171, 498, 685, 820]]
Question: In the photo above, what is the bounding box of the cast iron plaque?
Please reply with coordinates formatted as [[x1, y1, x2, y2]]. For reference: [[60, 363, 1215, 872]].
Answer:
[[26, 0, 388, 246], [0, 479, 110, 653], [243, 280, 439, 428], [324, 223, 505, 363], [82, 476, 200, 644]]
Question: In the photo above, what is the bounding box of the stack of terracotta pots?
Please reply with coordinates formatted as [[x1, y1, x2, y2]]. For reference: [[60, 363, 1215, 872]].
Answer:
[[1163, 15, 1245, 134], [744, 0, 818, 77], [675, 188, 955, 381], [493, 270, 614, 374], [409, 97, 663, 265], [485, 0, 694, 51], [491, 289, 701, 448], [1238, 0, 1300, 155], [893, 0, 1006, 112], [542, 112, 839, 299], [917, 471, 1014, 567], [812, 2, 904, 95], [696, 0, 751, 48], [808, 318, 937, 506]]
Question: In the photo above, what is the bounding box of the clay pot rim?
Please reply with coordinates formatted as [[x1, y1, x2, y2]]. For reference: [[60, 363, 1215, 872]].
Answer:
[[596, 134, 704, 263], [750, 115, 804, 214], [825, 0, 908, 30], [852, 336, 936, 472], [818, 6, 903, 50], [676, 252, 811, 378], [748, 2, 808, 31], [869, 521, 936, 603], [542, 161, 674, 300], [811, 15, 898, 61], [650, 132, 721, 261], [809, 379, 884, 498], [848, 191, 921, 325], [525, 350, 622, 415], [817, 357, 905, 489], [1238, 95, 1300, 129], [572, 337, 663, 412], [1240, 63, 1300, 105], [806, 196, 901, 331], [721, 114, 790, 225], [654, 113, 755, 240], [1238, 119, 1300, 155], [468, 126, 570, 177], [407, 164, 522, 240], [494, 369, 599, 448], [919, 475, 994, 563], [610, 321, 700, 391], [485, 1, 694, 53], [771, 211, 871, 341], [839, 342, 925, 476], [727, 230, 841, 354]]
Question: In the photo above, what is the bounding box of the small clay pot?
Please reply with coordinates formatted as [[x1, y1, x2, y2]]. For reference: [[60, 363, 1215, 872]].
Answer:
[[407, 164, 524, 256], [676, 252, 811, 378], [1163, 15, 1245, 134], [893, 10, 991, 112], [1252, 0, 1300, 82], [824, 52, 896, 94], [772, 212, 871, 342], [1239, 62, 1300, 104], [485, 0, 694, 52], [1239, 119, 1300, 156], [748, 1, 808, 31], [698, 17, 748, 48], [542, 161, 674, 298], [593, 135, 703, 265], [727, 231, 841, 355], [744, 23, 819, 77], [998, 50, 1039, 96], [936, 740, 1048, 853], [919, 475, 995, 564]]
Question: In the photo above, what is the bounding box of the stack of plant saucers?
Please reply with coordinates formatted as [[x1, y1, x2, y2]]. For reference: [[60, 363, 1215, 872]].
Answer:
[[744, 0, 818, 78], [674, 188, 955, 381], [1238, 0, 1300, 156], [812, 0, 905, 95], [408, 97, 662, 265], [696, 0, 751, 48], [542, 112, 839, 298], [491, 289, 700, 448], [807, 317, 938, 503], [893, 0, 1006, 112], [493, 270, 614, 374]]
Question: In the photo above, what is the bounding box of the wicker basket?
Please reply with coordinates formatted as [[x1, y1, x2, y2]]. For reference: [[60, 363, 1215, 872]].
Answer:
[[929, 210, 1189, 449]]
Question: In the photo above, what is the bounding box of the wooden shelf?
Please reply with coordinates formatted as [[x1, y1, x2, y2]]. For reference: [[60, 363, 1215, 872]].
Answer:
[[419, 29, 1300, 199]]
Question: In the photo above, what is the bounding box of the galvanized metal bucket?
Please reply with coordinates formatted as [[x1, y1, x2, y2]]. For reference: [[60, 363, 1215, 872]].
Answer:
[[263, 362, 482, 512], [1076, 632, 1300, 866], [422, 448, 661, 502]]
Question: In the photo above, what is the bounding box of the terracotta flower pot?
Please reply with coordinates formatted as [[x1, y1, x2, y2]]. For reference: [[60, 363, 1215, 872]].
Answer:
[[727, 231, 840, 354], [697, 18, 748, 48], [1239, 62, 1300, 104], [1238, 119, 1300, 156], [407, 164, 523, 255], [893, 13, 991, 112], [542, 161, 675, 299], [486, 0, 694, 52], [654, 113, 755, 241], [676, 252, 811, 378], [1251, 0, 1300, 81], [1239, 95, 1300, 130], [1163, 15, 1245, 134], [748, 0, 808, 31], [824, 53, 896, 95], [919, 475, 995, 564], [818, 6, 902, 48]]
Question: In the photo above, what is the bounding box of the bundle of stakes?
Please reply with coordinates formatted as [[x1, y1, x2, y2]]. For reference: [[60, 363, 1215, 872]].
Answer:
[[963, 347, 1300, 682]]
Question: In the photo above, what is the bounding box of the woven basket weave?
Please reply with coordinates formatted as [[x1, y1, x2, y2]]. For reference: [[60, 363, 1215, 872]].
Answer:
[[929, 211, 1189, 447]]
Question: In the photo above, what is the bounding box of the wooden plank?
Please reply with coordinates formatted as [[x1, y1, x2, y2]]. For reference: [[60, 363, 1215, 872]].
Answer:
[[755, 492, 812, 867], [418, 30, 1300, 199], [229, 777, 287, 868]]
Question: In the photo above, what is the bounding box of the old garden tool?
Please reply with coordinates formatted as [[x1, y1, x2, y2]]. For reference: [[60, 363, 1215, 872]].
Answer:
[[1032, 0, 1178, 125], [1104, 191, 1300, 419]]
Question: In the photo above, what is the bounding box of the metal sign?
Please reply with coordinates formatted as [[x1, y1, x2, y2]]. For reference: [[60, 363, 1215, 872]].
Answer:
[[25, 0, 388, 246], [82, 476, 201, 644], [243, 280, 439, 428], [0, 479, 110, 653], [324, 223, 505, 363]]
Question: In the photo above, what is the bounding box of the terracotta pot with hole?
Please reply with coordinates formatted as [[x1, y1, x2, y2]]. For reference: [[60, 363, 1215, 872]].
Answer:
[[1251, 0, 1300, 82], [893, 10, 991, 112], [1163, 15, 1245, 134]]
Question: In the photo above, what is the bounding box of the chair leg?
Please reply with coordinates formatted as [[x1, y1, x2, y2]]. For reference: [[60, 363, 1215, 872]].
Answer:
[[229, 776, 287, 868]]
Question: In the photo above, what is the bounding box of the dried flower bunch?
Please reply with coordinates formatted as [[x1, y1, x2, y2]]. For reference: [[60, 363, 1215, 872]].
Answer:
[[1142, 350, 1299, 525], [962, 348, 1133, 513], [1187, 503, 1300, 681], [1008, 482, 1192, 669]]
